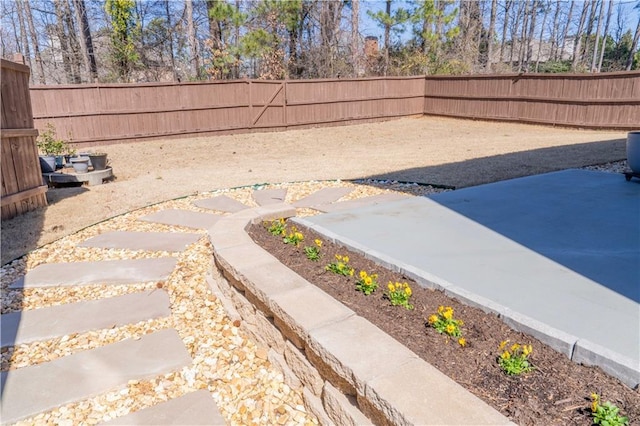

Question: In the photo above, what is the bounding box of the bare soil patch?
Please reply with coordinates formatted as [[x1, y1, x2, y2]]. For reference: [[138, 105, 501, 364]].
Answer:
[[1, 116, 625, 264], [248, 221, 639, 426]]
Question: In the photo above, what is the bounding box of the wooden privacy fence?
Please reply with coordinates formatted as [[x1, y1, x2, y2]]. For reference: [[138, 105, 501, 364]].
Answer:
[[423, 71, 640, 129], [1, 59, 47, 220], [29, 72, 639, 146]]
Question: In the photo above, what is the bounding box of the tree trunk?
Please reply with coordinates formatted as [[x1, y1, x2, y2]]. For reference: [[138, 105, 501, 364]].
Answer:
[[54, 0, 75, 83], [351, 0, 360, 76], [525, 0, 538, 72], [597, 0, 613, 71], [549, 0, 561, 60], [164, 0, 178, 81], [590, 0, 604, 71], [14, 0, 33, 80], [62, 0, 82, 83], [206, 0, 223, 52], [23, 0, 45, 84], [73, 0, 98, 82], [535, 1, 549, 72], [581, 0, 598, 63], [486, 0, 497, 72], [500, 0, 512, 62], [625, 16, 640, 70], [509, 1, 524, 67], [185, 0, 201, 79], [517, 0, 530, 72], [571, 0, 589, 71], [559, 0, 575, 61], [384, 0, 391, 76]]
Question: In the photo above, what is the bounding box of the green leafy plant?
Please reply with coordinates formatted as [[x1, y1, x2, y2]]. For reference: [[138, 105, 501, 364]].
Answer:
[[325, 254, 354, 277], [283, 226, 304, 246], [427, 305, 466, 346], [37, 123, 70, 155], [356, 270, 378, 295], [386, 281, 414, 310], [590, 393, 629, 426], [304, 239, 322, 261], [497, 340, 534, 376], [265, 218, 286, 236]]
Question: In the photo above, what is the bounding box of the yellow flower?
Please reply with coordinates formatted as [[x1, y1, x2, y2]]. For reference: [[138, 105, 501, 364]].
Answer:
[[446, 324, 456, 334], [501, 351, 511, 360], [365, 277, 372, 285], [388, 283, 395, 291], [443, 308, 453, 320], [510, 343, 520, 352], [405, 286, 412, 296], [522, 345, 532, 356], [438, 305, 445, 314], [458, 338, 466, 347], [335, 254, 341, 260], [359, 270, 367, 279], [295, 232, 303, 240], [428, 314, 438, 324], [349, 269, 354, 276], [499, 340, 508, 350], [343, 256, 349, 263], [458, 320, 464, 326], [315, 239, 322, 247], [372, 274, 378, 280]]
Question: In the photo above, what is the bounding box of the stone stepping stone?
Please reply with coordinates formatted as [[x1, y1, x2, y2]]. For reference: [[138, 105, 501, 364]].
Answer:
[[0, 329, 192, 424], [9, 258, 177, 289], [193, 195, 249, 213], [252, 188, 287, 206], [102, 390, 225, 425], [293, 187, 354, 208], [139, 209, 222, 230], [314, 193, 410, 213], [1, 290, 171, 347], [79, 231, 200, 252]]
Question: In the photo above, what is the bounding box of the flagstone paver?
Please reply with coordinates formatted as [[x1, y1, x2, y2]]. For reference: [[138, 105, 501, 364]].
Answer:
[[252, 188, 287, 206], [139, 209, 222, 230], [0, 329, 192, 424], [1, 290, 171, 347], [79, 231, 201, 252], [102, 390, 225, 425], [292, 187, 354, 208], [313, 193, 409, 212], [9, 258, 177, 289], [193, 195, 250, 213]]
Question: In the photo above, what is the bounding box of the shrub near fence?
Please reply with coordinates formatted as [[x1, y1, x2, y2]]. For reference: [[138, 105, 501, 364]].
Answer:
[[29, 72, 640, 147], [1, 59, 47, 220]]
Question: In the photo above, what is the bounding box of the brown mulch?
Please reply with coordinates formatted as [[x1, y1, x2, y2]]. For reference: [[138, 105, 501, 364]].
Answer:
[[248, 221, 639, 426]]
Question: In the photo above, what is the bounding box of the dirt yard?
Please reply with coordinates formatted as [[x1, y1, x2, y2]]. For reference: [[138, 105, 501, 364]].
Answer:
[[1, 116, 626, 265]]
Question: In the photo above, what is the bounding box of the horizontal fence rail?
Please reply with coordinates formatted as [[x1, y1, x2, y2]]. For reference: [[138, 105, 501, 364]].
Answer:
[[29, 72, 640, 146]]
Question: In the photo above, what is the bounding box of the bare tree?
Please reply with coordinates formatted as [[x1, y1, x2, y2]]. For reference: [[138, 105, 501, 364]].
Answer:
[[351, 0, 360, 76], [535, 1, 550, 72], [597, 0, 614, 71], [559, 0, 575, 61], [549, 0, 561, 60], [23, 0, 46, 84], [626, 14, 640, 70], [73, 0, 98, 81], [499, 0, 512, 62], [517, 0, 530, 71], [487, 0, 498, 71], [524, 0, 539, 71], [590, 0, 604, 71], [14, 0, 33, 76], [571, 0, 589, 70], [185, 0, 200, 79]]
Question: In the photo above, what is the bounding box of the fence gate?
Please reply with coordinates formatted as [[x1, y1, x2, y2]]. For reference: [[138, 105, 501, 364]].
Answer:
[[1, 59, 47, 220]]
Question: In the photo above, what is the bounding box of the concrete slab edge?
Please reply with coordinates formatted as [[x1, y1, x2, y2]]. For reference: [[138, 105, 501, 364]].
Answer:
[[295, 219, 640, 391], [211, 207, 510, 425]]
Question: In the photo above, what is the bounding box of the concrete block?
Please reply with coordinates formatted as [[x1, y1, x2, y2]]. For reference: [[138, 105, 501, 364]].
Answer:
[[1, 290, 170, 347], [103, 390, 224, 425], [302, 387, 334, 426], [322, 382, 372, 426], [362, 358, 512, 426], [0, 329, 191, 424], [270, 286, 355, 347], [193, 195, 249, 213], [573, 339, 640, 389], [239, 261, 310, 309], [314, 193, 409, 213], [245, 310, 285, 354], [253, 188, 287, 206], [268, 349, 303, 390], [10, 258, 177, 289], [284, 341, 324, 396], [444, 284, 509, 316], [208, 221, 254, 250], [213, 243, 275, 281], [79, 231, 201, 252], [249, 204, 297, 225], [500, 307, 577, 359], [293, 187, 353, 208], [307, 316, 417, 395], [139, 209, 222, 230]]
